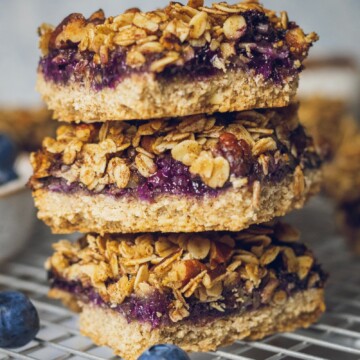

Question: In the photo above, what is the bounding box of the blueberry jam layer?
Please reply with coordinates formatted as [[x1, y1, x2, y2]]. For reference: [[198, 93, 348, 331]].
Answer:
[[42, 156, 219, 201], [50, 276, 171, 328], [39, 149, 296, 201], [39, 11, 302, 90], [49, 260, 326, 329]]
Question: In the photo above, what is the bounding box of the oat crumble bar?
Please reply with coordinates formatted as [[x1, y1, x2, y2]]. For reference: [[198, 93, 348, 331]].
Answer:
[[29, 105, 322, 233], [36, 0, 317, 122], [47, 222, 326, 360]]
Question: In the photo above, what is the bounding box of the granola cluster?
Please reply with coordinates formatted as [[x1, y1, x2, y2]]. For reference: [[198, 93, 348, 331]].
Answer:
[[47, 222, 322, 323], [30, 106, 316, 193], [38, 0, 317, 74]]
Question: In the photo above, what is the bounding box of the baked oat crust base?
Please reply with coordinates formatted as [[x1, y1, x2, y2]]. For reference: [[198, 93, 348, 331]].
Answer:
[[59, 288, 324, 360], [36, 71, 298, 123], [33, 169, 320, 234]]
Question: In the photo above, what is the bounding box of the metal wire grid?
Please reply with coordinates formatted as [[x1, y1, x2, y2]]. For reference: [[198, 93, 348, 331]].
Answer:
[[0, 197, 360, 360]]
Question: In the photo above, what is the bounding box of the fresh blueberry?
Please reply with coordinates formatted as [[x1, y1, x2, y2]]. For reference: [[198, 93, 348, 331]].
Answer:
[[0, 168, 18, 186], [0, 291, 40, 348], [0, 134, 17, 170], [138, 344, 190, 360]]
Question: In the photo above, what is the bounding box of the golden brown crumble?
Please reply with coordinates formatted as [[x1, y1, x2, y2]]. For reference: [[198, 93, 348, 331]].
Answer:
[[47, 222, 321, 323], [30, 105, 316, 192], [38, 0, 317, 73]]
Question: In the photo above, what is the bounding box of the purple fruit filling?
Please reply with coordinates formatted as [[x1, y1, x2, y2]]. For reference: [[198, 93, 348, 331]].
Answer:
[[40, 149, 288, 200], [137, 156, 218, 200], [39, 11, 302, 90], [43, 155, 218, 200], [49, 277, 171, 328]]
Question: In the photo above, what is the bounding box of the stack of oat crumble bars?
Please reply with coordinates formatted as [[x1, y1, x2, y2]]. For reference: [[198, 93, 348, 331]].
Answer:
[[29, 1, 327, 359]]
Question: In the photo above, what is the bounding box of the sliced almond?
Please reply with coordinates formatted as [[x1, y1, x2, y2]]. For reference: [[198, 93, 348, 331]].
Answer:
[[214, 3, 242, 13], [150, 53, 179, 72], [260, 246, 280, 266], [133, 13, 159, 33], [252, 137, 277, 156], [126, 50, 146, 67], [171, 140, 201, 166], [282, 247, 299, 273], [134, 264, 149, 288], [223, 15, 246, 40], [261, 278, 279, 304], [297, 256, 314, 280], [155, 237, 179, 258], [187, 236, 211, 259], [153, 249, 183, 274], [189, 151, 214, 179], [137, 41, 164, 53], [207, 157, 230, 188], [206, 281, 223, 297], [107, 158, 131, 189], [135, 153, 157, 178], [181, 270, 207, 297], [189, 11, 208, 39]]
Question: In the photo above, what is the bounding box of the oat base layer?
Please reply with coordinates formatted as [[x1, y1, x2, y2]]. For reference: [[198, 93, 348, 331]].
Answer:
[[33, 170, 320, 234], [37, 71, 297, 123], [75, 289, 324, 360]]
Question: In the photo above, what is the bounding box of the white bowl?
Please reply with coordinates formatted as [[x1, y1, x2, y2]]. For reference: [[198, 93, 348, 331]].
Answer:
[[0, 154, 36, 262]]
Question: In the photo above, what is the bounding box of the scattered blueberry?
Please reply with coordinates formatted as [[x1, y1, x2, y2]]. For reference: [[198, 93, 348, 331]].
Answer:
[[0, 134, 17, 170], [138, 344, 190, 360], [0, 291, 40, 348], [0, 168, 18, 186]]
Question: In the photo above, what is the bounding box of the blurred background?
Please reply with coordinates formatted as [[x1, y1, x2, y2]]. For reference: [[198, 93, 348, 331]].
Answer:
[[1, 0, 360, 106]]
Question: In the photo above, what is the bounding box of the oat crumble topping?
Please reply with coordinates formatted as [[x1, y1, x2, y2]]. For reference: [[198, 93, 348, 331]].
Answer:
[[30, 106, 320, 198], [38, 1, 318, 87]]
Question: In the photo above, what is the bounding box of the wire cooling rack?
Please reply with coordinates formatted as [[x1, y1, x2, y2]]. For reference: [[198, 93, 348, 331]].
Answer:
[[0, 196, 360, 360]]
